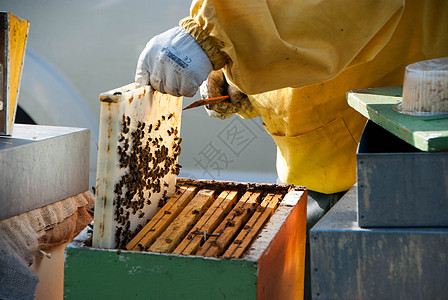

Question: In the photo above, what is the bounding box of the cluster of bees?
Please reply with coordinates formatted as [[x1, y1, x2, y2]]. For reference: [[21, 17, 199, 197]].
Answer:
[[113, 113, 182, 248]]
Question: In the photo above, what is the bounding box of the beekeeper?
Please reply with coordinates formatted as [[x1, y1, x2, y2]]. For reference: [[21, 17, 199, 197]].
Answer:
[[135, 0, 447, 297], [136, 0, 447, 194]]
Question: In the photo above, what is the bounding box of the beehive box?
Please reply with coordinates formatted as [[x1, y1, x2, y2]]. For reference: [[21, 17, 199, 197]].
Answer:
[[357, 121, 448, 227], [348, 87, 448, 227], [65, 179, 307, 300], [311, 187, 448, 300]]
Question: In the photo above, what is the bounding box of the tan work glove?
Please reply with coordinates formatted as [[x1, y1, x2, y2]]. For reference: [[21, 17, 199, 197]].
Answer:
[[200, 70, 258, 119]]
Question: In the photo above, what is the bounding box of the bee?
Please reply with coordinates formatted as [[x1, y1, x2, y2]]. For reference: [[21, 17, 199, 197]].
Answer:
[[114, 184, 122, 195], [154, 120, 161, 131], [226, 219, 235, 227]]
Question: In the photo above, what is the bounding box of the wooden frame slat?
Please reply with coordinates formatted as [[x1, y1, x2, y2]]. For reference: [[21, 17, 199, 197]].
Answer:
[[125, 186, 197, 250], [173, 190, 239, 255], [197, 191, 261, 257], [149, 189, 216, 253], [223, 194, 282, 258]]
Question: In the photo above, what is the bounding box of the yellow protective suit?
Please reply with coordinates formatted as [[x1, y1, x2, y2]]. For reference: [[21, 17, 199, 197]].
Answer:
[[181, 0, 448, 193]]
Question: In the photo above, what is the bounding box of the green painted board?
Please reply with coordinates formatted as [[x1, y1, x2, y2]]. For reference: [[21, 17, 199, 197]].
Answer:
[[64, 245, 257, 300], [347, 86, 448, 152]]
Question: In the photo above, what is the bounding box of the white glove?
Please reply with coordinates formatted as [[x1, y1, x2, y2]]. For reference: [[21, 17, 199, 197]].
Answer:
[[135, 27, 213, 97]]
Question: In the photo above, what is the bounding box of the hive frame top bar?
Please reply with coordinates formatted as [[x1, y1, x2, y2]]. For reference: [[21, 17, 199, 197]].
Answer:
[[177, 178, 299, 195], [99, 83, 151, 104]]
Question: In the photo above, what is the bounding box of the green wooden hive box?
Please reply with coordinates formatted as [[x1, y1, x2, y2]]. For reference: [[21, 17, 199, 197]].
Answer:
[[64, 180, 307, 300]]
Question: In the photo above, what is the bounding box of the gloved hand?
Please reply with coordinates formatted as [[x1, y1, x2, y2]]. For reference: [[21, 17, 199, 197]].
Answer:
[[135, 26, 213, 97], [200, 70, 258, 119]]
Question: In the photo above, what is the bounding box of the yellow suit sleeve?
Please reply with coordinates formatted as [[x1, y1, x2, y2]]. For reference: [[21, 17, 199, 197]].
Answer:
[[181, 0, 405, 95]]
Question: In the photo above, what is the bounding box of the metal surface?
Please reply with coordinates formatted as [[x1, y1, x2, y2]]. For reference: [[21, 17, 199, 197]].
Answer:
[[310, 187, 448, 300], [357, 121, 448, 227], [347, 86, 448, 152], [0, 124, 89, 220]]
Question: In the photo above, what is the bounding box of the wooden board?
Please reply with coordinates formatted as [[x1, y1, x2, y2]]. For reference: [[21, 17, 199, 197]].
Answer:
[[125, 186, 197, 251], [197, 192, 261, 257], [124, 179, 297, 258], [255, 189, 307, 300], [223, 193, 282, 259], [93, 84, 183, 249], [65, 244, 259, 300], [347, 86, 448, 152], [149, 189, 216, 253], [173, 190, 239, 255], [125, 187, 187, 250], [0, 13, 29, 135]]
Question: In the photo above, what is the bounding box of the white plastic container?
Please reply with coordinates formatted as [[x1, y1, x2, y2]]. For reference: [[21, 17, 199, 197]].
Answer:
[[400, 57, 448, 115], [92, 83, 182, 249]]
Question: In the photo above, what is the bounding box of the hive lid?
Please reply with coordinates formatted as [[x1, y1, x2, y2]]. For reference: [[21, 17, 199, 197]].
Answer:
[[347, 86, 448, 152]]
